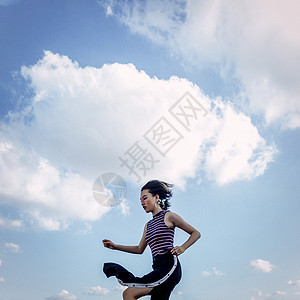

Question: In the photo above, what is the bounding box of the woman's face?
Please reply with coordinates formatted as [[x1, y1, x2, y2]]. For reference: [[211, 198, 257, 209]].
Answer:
[[140, 189, 158, 213]]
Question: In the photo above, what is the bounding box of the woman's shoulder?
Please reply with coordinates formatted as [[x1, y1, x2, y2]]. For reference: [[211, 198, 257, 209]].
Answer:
[[164, 210, 184, 223], [165, 210, 179, 217], [164, 210, 180, 228]]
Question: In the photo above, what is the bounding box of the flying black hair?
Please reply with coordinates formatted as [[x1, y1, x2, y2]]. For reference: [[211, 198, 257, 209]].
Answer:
[[141, 180, 174, 210]]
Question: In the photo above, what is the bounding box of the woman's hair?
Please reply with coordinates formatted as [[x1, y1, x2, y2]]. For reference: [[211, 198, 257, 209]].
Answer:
[[141, 180, 174, 210]]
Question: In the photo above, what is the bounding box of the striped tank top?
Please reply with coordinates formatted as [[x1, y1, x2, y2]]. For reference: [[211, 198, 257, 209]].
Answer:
[[145, 210, 175, 257]]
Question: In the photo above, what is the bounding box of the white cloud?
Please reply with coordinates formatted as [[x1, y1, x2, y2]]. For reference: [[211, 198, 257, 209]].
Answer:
[[201, 267, 224, 277], [118, 199, 130, 216], [274, 291, 287, 295], [100, 0, 300, 129], [250, 259, 276, 273], [45, 290, 77, 300], [252, 289, 291, 299], [0, 51, 276, 229], [202, 100, 276, 185], [287, 279, 300, 286], [0, 216, 23, 230], [0, 259, 3, 266], [0, 276, 5, 283], [86, 285, 110, 295], [4, 242, 22, 253], [106, 5, 113, 16], [0, 138, 110, 230], [257, 290, 270, 298], [200, 270, 211, 277], [212, 267, 224, 276]]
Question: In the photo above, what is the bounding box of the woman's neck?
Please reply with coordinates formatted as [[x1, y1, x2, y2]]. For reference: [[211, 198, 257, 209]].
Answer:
[[152, 206, 162, 217]]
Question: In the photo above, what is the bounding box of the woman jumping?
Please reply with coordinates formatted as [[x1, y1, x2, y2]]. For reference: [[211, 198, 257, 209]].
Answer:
[[102, 180, 201, 299]]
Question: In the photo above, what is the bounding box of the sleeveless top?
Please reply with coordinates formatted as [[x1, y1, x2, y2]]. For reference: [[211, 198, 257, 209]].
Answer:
[[145, 210, 175, 257]]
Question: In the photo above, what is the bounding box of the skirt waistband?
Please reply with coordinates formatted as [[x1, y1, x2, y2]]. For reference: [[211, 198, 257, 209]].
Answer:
[[152, 250, 174, 267]]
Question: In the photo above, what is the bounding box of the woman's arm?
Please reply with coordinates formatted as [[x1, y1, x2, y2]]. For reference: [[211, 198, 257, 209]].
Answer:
[[166, 212, 201, 256], [102, 223, 147, 255]]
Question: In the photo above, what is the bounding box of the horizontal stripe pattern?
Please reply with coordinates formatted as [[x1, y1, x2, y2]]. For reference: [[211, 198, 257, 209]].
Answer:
[[146, 210, 175, 257]]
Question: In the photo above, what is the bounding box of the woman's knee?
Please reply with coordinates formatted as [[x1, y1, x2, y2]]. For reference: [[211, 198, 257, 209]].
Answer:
[[123, 287, 152, 299], [123, 287, 134, 300]]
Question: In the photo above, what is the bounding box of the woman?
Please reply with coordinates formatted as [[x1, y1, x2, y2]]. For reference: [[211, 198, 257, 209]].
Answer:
[[103, 180, 201, 300]]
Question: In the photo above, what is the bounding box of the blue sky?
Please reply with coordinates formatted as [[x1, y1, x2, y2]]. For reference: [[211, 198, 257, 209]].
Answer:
[[0, 0, 299, 299]]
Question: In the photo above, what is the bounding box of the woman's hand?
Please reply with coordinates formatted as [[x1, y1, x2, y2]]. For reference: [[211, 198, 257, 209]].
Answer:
[[102, 239, 117, 250], [171, 246, 185, 256]]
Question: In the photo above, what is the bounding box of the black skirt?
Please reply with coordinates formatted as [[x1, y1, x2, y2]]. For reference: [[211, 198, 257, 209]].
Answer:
[[103, 250, 182, 299]]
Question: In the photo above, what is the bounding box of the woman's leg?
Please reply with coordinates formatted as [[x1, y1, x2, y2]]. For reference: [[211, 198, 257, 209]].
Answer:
[[123, 287, 153, 300], [149, 260, 182, 300]]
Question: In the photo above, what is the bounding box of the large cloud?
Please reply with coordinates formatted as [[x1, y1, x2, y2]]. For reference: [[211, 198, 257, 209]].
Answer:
[[0, 51, 276, 230], [0, 138, 109, 230], [100, 0, 300, 129]]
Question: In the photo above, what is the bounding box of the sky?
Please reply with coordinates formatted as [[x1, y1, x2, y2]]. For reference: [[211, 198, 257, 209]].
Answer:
[[0, 0, 299, 299]]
